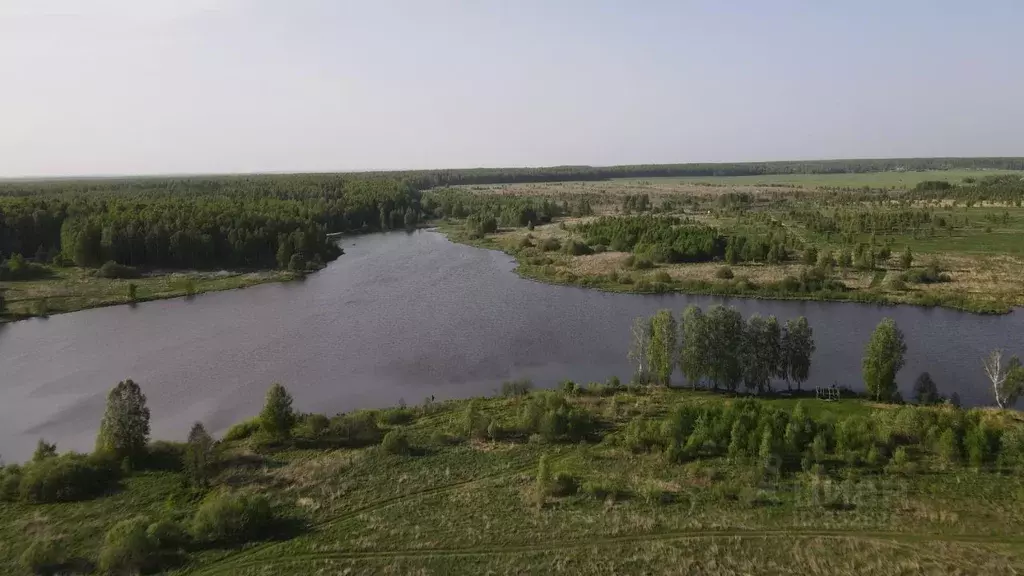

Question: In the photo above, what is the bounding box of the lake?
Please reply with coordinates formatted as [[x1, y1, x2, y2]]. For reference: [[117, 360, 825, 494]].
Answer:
[[1, 230, 1021, 461]]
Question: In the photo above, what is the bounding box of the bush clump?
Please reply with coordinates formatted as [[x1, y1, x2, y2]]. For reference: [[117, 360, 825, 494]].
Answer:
[[296, 413, 330, 438], [97, 260, 141, 279], [0, 253, 51, 281], [379, 408, 415, 426], [16, 453, 120, 503], [328, 411, 384, 447], [501, 379, 533, 397], [581, 478, 627, 501], [632, 257, 654, 270], [517, 391, 594, 442], [550, 472, 579, 496], [190, 491, 275, 544], [381, 430, 411, 455], [19, 536, 65, 575], [0, 465, 22, 501], [141, 440, 186, 471], [222, 418, 261, 442], [903, 262, 951, 284], [539, 238, 561, 252], [99, 517, 160, 574], [562, 240, 592, 256]]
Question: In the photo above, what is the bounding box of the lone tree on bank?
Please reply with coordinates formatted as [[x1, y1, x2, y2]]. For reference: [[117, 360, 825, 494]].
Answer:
[[862, 318, 907, 402], [96, 379, 151, 465], [678, 305, 709, 389], [627, 316, 651, 382], [185, 422, 216, 489], [259, 383, 296, 440], [983, 350, 1024, 409], [648, 309, 677, 386], [913, 372, 941, 405], [781, 317, 815, 390]]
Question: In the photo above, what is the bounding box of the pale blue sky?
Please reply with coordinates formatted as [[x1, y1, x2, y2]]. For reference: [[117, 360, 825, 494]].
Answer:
[[1, 0, 1021, 176]]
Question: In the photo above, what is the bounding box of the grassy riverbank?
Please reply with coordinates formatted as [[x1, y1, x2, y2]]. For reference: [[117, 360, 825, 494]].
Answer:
[[430, 171, 1024, 314], [441, 221, 1015, 314], [2, 383, 1023, 575], [0, 266, 297, 323]]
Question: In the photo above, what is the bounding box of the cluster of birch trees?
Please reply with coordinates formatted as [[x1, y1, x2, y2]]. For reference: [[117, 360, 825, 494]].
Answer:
[[628, 305, 815, 393]]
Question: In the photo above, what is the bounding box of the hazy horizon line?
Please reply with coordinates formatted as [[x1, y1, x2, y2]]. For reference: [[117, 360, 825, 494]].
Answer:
[[2, 154, 1022, 182]]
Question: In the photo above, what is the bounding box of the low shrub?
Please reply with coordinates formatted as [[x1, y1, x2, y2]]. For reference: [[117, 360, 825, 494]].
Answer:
[[486, 420, 504, 440], [429, 430, 457, 446], [222, 418, 261, 442], [0, 465, 23, 501], [581, 478, 627, 501], [778, 275, 801, 292], [146, 518, 189, 550], [381, 430, 411, 455], [19, 536, 65, 576], [379, 408, 415, 426], [518, 391, 595, 442], [463, 400, 490, 440], [632, 257, 654, 270], [623, 418, 664, 453], [18, 453, 120, 503], [0, 253, 51, 281], [190, 491, 275, 544], [142, 441, 186, 471], [562, 240, 592, 256], [501, 379, 533, 397], [550, 472, 578, 496], [97, 260, 141, 279], [328, 411, 384, 447], [296, 413, 330, 437], [99, 517, 159, 575], [539, 238, 561, 252], [582, 381, 617, 397], [904, 261, 951, 284]]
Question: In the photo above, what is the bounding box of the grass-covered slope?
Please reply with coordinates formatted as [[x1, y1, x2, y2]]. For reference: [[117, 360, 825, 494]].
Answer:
[[2, 382, 1024, 575]]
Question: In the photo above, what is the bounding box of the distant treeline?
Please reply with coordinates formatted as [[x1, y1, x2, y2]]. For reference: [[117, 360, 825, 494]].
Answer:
[[390, 157, 1024, 187], [1, 158, 1022, 271]]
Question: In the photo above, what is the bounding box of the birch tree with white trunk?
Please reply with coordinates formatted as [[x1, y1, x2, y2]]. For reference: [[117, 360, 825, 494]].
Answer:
[[627, 316, 651, 383], [984, 349, 1023, 408]]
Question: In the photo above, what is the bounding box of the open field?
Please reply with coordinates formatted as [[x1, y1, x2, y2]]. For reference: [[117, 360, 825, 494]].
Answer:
[[640, 169, 1024, 189], [3, 383, 1023, 575], [431, 170, 1024, 313], [0, 267, 295, 323]]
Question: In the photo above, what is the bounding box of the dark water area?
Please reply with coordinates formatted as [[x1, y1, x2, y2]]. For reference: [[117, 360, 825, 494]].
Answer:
[[1, 230, 1021, 461]]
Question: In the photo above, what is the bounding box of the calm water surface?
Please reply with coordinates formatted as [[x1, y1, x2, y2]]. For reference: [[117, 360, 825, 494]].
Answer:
[[1, 230, 1021, 461]]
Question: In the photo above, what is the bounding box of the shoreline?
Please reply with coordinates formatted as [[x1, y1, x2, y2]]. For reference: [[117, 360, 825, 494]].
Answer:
[[0, 268, 302, 325], [435, 223, 1015, 316]]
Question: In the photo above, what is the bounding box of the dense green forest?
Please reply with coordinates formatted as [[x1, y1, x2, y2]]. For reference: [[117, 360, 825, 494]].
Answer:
[[0, 176, 422, 271], [1, 159, 1021, 275]]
